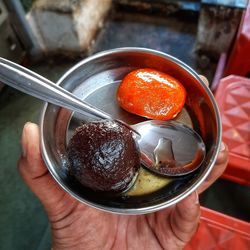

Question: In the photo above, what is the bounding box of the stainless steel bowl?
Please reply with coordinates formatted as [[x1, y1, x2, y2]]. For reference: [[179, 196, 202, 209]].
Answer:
[[40, 47, 222, 214]]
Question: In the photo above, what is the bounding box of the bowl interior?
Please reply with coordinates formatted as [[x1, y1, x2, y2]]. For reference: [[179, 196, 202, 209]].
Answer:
[[41, 48, 221, 214]]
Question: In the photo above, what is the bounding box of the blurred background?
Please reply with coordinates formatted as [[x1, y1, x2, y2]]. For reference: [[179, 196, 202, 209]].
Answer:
[[0, 0, 249, 249]]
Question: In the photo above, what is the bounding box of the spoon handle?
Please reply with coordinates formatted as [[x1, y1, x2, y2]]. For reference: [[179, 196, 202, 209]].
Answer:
[[0, 57, 112, 120]]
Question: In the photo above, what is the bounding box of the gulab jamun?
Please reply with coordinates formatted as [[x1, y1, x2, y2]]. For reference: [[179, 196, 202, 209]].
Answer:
[[67, 120, 140, 192]]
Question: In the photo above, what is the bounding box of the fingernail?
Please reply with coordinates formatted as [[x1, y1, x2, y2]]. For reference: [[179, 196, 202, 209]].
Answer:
[[220, 142, 226, 152], [195, 191, 199, 205]]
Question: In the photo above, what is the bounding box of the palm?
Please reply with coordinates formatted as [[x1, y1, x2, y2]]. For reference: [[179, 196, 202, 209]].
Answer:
[[50, 192, 186, 250], [21, 167, 196, 250]]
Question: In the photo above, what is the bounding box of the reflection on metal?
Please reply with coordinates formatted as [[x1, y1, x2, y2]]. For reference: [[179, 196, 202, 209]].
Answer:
[[154, 138, 175, 167]]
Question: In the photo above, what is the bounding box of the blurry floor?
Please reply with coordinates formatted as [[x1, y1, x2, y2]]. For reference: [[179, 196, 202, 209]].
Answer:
[[0, 7, 249, 250]]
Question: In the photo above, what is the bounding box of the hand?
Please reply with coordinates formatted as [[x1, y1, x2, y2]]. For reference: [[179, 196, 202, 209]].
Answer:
[[18, 122, 228, 250]]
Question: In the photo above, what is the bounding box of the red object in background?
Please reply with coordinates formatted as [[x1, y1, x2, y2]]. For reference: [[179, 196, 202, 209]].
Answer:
[[224, 4, 250, 77], [215, 75, 250, 186], [185, 207, 250, 250]]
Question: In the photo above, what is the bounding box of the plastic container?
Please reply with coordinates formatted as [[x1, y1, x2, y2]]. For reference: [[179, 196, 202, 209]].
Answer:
[[224, 4, 250, 77], [215, 75, 250, 186], [185, 206, 250, 250]]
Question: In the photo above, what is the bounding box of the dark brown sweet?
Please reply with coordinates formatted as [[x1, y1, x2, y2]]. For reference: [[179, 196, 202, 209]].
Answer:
[[67, 120, 140, 192]]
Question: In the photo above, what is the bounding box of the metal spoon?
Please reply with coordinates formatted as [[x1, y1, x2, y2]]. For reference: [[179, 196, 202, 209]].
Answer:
[[0, 57, 206, 176], [133, 120, 206, 176]]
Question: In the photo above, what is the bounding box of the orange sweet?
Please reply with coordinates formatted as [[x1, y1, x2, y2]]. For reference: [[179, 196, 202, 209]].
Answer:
[[117, 68, 186, 120]]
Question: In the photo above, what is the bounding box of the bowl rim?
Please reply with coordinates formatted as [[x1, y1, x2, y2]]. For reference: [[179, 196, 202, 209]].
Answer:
[[40, 47, 222, 214]]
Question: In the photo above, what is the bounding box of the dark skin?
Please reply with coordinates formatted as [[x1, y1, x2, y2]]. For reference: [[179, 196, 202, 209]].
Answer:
[[18, 69, 228, 250], [18, 123, 228, 250]]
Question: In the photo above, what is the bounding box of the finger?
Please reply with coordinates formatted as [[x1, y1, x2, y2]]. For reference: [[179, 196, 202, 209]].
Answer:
[[213, 142, 228, 165], [19, 122, 48, 178], [18, 122, 76, 218], [197, 142, 228, 194], [199, 75, 209, 87], [18, 122, 61, 200], [170, 192, 200, 246]]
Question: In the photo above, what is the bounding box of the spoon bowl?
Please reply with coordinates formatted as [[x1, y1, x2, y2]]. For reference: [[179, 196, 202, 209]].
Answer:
[[132, 120, 206, 176]]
